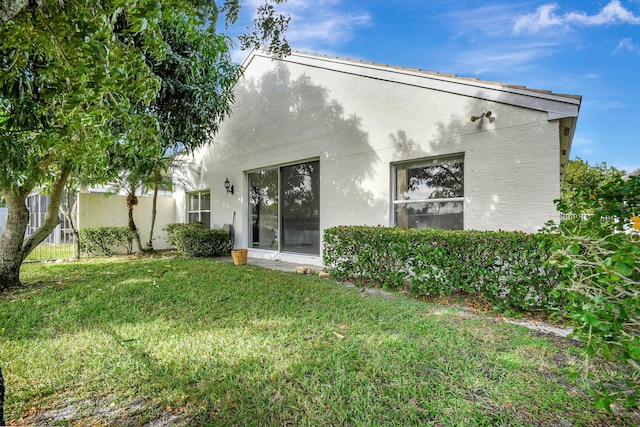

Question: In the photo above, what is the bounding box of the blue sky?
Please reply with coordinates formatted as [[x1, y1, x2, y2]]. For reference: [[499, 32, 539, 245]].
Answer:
[[232, 1, 639, 173]]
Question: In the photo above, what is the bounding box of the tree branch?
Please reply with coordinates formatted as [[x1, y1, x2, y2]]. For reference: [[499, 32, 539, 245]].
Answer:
[[21, 165, 71, 259]]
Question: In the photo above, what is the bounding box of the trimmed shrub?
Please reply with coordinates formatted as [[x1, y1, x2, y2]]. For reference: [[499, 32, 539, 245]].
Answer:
[[171, 226, 231, 258], [323, 226, 564, 311], [79, 227, 134, 256], [163, 222, 206, 247]]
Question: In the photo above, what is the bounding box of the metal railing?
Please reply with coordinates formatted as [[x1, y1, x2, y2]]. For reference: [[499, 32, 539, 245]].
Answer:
[[26, 212, 77, 262], [0, 208, 77, 262]]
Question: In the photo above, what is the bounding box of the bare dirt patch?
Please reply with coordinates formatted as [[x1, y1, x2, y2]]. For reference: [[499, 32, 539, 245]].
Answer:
[[10, 397, 191, 427]]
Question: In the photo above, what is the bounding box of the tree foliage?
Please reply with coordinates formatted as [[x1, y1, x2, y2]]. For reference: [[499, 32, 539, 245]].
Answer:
[[1, 3, 289, 420], [550, 175, 640, 410], [0, 0, 290, 288], [560, 157, 626, 214]]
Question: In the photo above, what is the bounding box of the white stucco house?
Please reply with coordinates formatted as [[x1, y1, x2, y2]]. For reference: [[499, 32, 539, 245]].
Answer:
[[173, 49, 581, 266]]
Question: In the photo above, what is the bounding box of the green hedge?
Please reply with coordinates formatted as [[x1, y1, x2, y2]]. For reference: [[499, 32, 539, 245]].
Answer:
[[323, 226, 564, 311], [79, 226, 134, 256], [164, 223, 231, 258], [163, 222, 205, 247]]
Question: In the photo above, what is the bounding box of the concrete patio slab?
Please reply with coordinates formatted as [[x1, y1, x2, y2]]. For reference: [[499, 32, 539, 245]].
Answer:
[[219, 256, 324, 273]]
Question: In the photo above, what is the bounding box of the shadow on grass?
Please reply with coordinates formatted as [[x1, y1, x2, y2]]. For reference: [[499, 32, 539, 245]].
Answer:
[[3, 258, 638, 426]]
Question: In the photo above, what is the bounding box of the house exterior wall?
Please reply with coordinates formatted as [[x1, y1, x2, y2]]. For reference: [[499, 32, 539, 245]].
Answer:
[[175, 53, 567, 263], [78, 193, 175, 251]]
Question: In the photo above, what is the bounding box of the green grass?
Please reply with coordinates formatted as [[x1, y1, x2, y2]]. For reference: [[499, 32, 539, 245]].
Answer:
[[1, 256, 638, 426]]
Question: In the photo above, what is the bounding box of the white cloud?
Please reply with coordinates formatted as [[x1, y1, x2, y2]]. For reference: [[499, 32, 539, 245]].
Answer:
[[286, 11, 371, 46], [513, 4, 566, 34], [241, 0, 371, 48], [589, 99, 627, 110], [565, 0, 640, 25], [612, 37, 640, 54], [227, 1, 370, 62], [444, 41, 560, 77], [571, 136, 598, 156], [445, 4, 530, 37], [514, 1, 640, 34]]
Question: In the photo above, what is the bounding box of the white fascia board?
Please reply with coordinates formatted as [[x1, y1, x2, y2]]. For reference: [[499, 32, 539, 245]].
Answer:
[[251, 50, 581, 120]]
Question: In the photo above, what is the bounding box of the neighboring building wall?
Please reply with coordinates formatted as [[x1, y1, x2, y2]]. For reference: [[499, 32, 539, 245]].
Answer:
[[175, 51, 574, 262], [78, 193, 175, 250], [0, 207, 7, 236]]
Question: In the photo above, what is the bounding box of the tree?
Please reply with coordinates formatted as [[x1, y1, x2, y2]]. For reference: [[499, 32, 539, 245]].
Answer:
[[559, 157, 626, 214], [1, 0, 164, 287], [1, 1, 289, 421], [101, 9, 245, 253], [0, 0, 290, 288], [142, 156, 176, 251]]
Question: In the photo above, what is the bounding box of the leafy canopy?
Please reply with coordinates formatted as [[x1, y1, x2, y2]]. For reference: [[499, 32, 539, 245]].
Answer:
[[560, 157, 626, 214], [0, 0, 290, 194]]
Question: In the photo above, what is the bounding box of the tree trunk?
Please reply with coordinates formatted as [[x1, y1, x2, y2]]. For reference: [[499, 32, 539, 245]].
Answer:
[[0, 167, 70, 289], [146, 183, 159, 251], [61, 187, 80, 260], [0, 189, 30, 289], [21, 167, 70, 257], [1, 365, 5, 427], [73, 228, 80, 260], [126, 187, 144, 254]]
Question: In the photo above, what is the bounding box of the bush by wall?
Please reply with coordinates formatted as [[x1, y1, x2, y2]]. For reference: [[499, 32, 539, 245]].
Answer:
[[79, 226, 134, 256], [323, 226, 564, 311], [165, 223, 231, 258], [164, 222, 205, 247]]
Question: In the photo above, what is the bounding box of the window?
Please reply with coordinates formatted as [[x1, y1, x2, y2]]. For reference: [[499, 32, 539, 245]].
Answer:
[[249, 170, 279, 250], [394, 156, 464, 230], [248, 160, 320, 255], [187, 191, 210, 226]]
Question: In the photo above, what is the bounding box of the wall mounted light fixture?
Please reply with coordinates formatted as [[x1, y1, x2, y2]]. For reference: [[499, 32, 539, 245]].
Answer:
[[470, 110, 492, 122], [224, 177, 234, 195]]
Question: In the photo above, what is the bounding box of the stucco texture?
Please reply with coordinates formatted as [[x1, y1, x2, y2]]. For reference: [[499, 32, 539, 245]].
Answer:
[[175, 52, 571, 261], [79, 193, 175, 251]]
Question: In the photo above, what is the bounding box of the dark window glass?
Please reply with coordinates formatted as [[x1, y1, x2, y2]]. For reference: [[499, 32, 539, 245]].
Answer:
[[248, 160, 320, 255], [281, 161, 320, 255], [249, 170, 279, 250]]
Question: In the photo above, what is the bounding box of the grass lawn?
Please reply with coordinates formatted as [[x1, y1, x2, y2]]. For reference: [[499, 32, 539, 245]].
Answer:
[[1, 256, 638, 426]]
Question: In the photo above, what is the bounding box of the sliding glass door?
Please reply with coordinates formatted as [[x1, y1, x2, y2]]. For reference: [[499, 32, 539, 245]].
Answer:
[[248, 170, 279, 250], [248, 160, 320, 255], [281, 161, 320, 254]]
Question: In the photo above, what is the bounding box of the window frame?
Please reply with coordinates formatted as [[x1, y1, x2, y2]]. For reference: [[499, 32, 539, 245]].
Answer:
[[186, 190, 211, 226], [247, 158, 320, 255], [392, 154, 465, 230]]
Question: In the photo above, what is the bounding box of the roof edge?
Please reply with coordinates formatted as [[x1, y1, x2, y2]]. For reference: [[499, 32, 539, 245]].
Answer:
[[247, 48, 582, 119]]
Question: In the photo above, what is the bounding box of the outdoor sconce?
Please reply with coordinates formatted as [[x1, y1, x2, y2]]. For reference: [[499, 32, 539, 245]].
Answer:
[[224, 177, 234, 195], [470, 110, 492, 122]]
